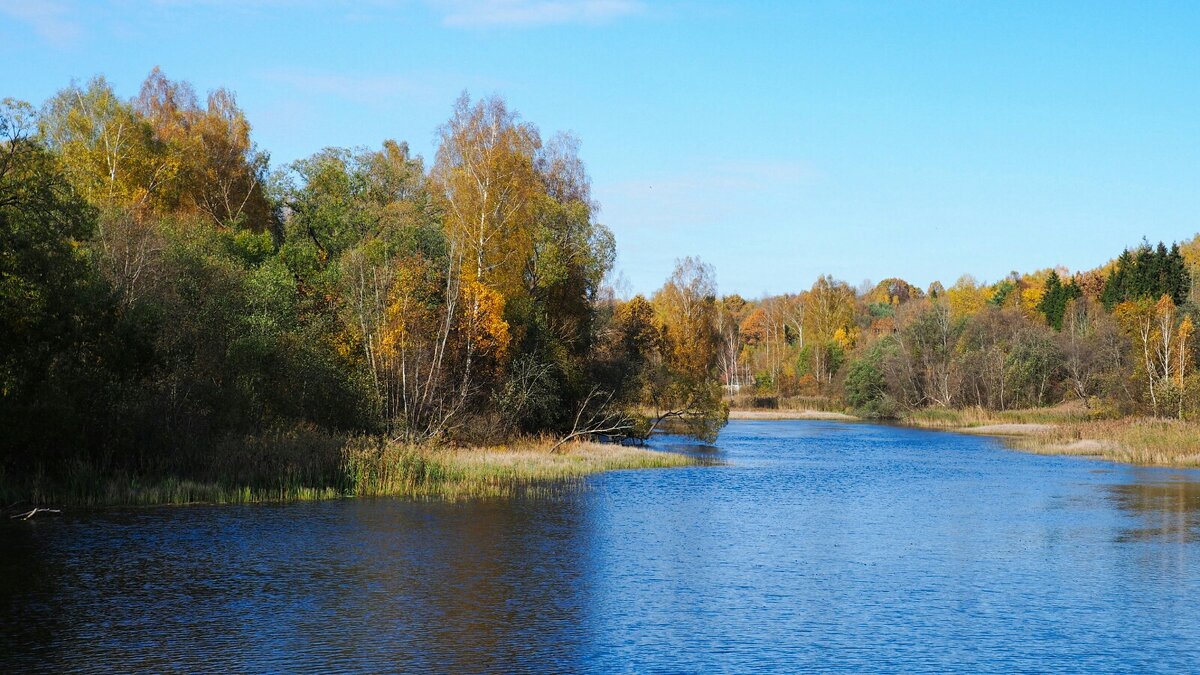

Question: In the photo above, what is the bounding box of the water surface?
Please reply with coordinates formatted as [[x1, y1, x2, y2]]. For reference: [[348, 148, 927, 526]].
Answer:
[[4, 420, 1200, 672]]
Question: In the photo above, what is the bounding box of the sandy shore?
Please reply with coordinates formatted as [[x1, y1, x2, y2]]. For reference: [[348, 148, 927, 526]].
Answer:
[[955, 423, 1055, 436], [728, 409, 860, 421], [1030, 439, 1114, 456]]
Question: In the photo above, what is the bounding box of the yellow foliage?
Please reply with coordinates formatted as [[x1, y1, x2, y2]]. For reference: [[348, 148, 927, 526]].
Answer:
[[1021, 286, 1044, 313], [946, 276, 989, 318], [378, 260, 438, 359], [833, 326, 856, 351], [463, 279, 511, 360], [434, 94, 541, 301], [1180, 316, 1195, 383], [333, 329, 357, 360]]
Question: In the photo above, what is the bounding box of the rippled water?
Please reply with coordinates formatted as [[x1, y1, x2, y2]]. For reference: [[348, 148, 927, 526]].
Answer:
[[4, 420, 1200, 672]]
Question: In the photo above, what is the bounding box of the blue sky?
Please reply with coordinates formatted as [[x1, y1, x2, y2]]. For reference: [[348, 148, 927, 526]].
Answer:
[[3, 1, 1199, 297]]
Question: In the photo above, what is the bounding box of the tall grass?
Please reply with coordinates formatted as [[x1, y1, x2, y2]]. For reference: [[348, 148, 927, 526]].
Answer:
[[345, 439, 696, 500], [894, 405, 1200, 467], [900, 405, 1101, 429], [728, 394, 846, 413], [1, 434, 699, 507], [1011, 418, 1200, 467]]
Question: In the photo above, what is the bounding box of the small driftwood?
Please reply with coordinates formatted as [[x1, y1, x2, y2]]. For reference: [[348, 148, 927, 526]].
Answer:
[[10, 507, 62, 520]]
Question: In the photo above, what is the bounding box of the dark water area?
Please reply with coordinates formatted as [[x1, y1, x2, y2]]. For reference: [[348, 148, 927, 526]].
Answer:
[[4, 420, 1200, 672]]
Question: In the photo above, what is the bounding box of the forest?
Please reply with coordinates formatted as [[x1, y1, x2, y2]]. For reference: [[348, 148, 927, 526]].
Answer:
[[0, 70, 727, 500], [3, 69, 1200, 501], [728, 241, 1198, 420]]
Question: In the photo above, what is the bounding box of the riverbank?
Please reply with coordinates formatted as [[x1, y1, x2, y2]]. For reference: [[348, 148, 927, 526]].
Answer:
[[730, 404, 1200, 468], [900, 407, 1200, 468], [347, 441, 699, 501], [728, 409, 860, 421], [2, 439, 699, 509], [1006, 419, 1200, 467]]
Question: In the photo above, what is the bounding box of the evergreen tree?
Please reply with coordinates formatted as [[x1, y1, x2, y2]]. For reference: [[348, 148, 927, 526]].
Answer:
[[1101, 242, 1192, 308], [1037, 271, 1082, 330]]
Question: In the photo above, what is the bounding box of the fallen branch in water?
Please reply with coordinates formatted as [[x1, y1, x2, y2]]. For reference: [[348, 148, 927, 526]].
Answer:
[[10, 507, 62, 520], [551, 387, 634, 453]]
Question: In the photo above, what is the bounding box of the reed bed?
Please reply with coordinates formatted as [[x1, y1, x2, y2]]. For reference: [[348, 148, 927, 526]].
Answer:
[[727, 394, 846, 413], [900, 405, 1099, 429], [346, 440, 695, 500], [1010, 418, 1200, 468], [896, 406, 1200, 468]]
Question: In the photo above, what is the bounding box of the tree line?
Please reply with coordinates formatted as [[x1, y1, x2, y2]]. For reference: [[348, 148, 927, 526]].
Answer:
[[5, 69, 1197, 488], [727, 240, 1200, 419], [0, 70, 727, 483]]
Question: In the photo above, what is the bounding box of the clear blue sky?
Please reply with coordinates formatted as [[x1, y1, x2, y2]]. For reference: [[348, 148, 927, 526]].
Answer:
[[3, 1, 1199, 297]]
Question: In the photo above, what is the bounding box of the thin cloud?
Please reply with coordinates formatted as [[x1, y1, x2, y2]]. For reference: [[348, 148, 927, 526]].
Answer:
[[0, 0, 83, 47], [432, 0, 644, 28]]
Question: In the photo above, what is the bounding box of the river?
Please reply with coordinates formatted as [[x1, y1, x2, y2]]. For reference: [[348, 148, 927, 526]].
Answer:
[[3, 420, 1200, 672]]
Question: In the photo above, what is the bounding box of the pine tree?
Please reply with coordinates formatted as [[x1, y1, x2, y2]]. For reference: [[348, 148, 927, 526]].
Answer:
[[1038, 271, 1082, 330]]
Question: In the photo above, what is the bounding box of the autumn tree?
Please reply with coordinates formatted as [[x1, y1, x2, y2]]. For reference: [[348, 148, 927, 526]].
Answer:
[[434, 93, 539, 297], [889, 299, 961, 407], [134, 68, 272, 229], [716, 294, 749, 390], [644, 257, 728, 441], [1114, 295, 1188, 417], [1058, 298, 1128, 407], [864, 278, 923, 307], [41, 75, 177, 213], [321, 142, 465, 441], [946, 274, 990, 319], [804, 275, 854, 386]]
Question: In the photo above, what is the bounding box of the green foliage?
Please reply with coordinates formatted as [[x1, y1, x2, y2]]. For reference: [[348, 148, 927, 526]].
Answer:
[[4, 73, 723, 499], [754, 372, 774, 392], [1036, 270, 1082, 330], [0, 100, 138, 474], [1101, 241, 1190, 308], [989, 279, 1016, 307], [845, 342, 891, 415], [867, 302, 895, 318]]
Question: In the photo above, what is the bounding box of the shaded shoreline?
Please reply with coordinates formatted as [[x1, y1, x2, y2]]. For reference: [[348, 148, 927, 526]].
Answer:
[[1, 441, 700, 510]]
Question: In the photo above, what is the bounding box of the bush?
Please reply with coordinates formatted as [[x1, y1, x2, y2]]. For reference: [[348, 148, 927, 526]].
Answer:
[[845, 343, 895, 417]]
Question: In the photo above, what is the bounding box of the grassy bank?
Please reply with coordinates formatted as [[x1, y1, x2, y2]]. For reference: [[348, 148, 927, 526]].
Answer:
[[898, 405, 1200, 468], [728, 409, 859, 421], [1009, 418, 1200, 467], [727, 394, 847, 413], [728, 401, 1200, 469], [898, 404, 1097, 429], [2, 437, 699, 508], [345, 440, 698, 501]]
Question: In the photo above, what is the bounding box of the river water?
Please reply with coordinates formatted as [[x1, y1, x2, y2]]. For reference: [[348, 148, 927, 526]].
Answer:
[[3, 420, 1200, 672]]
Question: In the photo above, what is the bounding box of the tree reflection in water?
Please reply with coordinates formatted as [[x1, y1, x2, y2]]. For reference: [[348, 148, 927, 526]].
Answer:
[[1108, 479, 1200, 543]]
